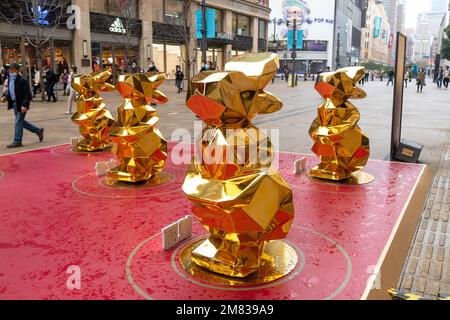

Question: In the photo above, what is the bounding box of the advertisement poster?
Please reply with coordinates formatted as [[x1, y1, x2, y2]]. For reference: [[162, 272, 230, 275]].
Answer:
[[270, 0, 336, 65], [373, 16, 382, 38]]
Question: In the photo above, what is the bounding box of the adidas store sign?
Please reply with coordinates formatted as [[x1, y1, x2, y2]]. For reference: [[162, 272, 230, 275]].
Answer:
[[110, 18, 126, 34]]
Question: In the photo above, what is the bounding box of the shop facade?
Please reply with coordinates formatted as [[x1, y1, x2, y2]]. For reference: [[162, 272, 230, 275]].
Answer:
[[1, 0, 270, 80]]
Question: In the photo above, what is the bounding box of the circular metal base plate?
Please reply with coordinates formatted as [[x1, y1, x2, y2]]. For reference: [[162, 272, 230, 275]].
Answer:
[[178, 239, 299, 287]]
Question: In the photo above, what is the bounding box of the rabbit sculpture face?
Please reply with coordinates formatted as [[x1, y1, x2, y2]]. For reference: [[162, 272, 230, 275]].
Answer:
[[115, 72, 168, 105], [187, 53, 282, 127], [315, 67, 367, 105], [71, 69, 115, 98]]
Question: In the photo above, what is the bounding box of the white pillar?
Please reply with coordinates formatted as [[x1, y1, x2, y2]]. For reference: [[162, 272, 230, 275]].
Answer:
[[72, 0, 92, 74], [252, 17, 258, 53], [139, 0, 153, 69]]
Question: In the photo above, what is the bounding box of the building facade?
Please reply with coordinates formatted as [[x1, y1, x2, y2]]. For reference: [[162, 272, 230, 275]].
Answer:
[[333, 0, 365, 69], [0, 0, 270, 80], [360, 0, 391, 65], [380, 0, 397, 66]]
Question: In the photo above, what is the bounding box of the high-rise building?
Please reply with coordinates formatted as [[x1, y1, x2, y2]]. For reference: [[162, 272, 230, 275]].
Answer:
[[432, 0, 449, 12], [417, 11, 446, 39], [396, 1, 405, 34], [380, 0, 397, 65], [360, 0, 391, 64], [333, 0, 364, 69]]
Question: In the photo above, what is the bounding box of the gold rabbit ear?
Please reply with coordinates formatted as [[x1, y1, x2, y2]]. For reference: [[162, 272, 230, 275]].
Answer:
[[351, 86, 367, 99], [337, 66, 366, 83], [225, 52, 279, 89], [255, 91, 283, 115], [100, 82, 116, 92], [93, 68, 112, 83], [152, 89, 168, 104], [146, 72, 166, 88]]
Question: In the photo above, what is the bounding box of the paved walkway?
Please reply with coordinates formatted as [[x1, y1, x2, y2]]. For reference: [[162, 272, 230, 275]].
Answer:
[[1, 78, 450, 299], [398, 132, 450, 298]]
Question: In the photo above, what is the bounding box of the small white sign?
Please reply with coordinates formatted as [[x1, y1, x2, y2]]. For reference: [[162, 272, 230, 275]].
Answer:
[[95, 159, 119, 177], [162, 215, 193, 250]]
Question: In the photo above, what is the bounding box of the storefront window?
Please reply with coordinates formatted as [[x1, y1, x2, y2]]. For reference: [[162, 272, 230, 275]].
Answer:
[[213, 8, 223, 34], [166, 44, 182, 78], [165, 0, 182, 25], [258, 19, 266, 39], [197, 47, 223, 71], [0, 37, 20, 65], [152, 43, 165, 71], [233, 13, 250, 36]]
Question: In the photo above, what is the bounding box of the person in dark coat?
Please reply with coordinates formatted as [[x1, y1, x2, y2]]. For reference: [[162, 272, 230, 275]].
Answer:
[[147, 61, 159, 73], [175, 65, 184, 93], [0, 63, 44, 148], [44, 68, 57, 102]]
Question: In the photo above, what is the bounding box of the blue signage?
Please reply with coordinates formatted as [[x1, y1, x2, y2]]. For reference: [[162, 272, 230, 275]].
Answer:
[[196, 9, 216, 39], [31, 5, 49, 26], [373, 16, 382, 38], [287, 29, 303, 50]]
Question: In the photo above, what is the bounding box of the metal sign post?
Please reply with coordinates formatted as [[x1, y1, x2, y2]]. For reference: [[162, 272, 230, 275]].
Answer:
[[390, 32, 406, 161]]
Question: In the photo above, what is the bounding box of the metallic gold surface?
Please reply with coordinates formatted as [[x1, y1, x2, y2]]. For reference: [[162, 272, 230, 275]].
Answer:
[[306, 170, 375, 185], [71, 69, 115, 152], [108, 73, 168, 183], [100, 171, 174, 189], [179, 238, 298, 286], [182, 53, 295, 278], [309, 67, 370, 181]]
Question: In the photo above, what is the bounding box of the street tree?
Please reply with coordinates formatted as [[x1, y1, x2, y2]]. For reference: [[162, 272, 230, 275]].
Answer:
[[0, 0, 71, 101], [177, 0, 198, 94]]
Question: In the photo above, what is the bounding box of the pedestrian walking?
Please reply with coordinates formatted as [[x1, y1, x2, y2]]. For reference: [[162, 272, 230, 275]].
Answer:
[[404, 70, 409, 88], [387, 70, 394, 86], [417, 68, 426, 93], [0, 63, 44, 148], [66, 67, 77, 115], [33, 67, 41, 97], [44, 67, 57, 102], [175, 65, 184, 94], [61, 69, 69, 95], [444, 66, 450, 89], [284, 65, 289, 83], [437, 67, 444, 88]]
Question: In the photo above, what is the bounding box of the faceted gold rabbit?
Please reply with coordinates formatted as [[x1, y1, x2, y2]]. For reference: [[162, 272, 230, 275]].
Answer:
[[309, 67, 370, 181], [182, 53, 295, 278], [71, 69, 115, 152], [108, 73, 168, 183]]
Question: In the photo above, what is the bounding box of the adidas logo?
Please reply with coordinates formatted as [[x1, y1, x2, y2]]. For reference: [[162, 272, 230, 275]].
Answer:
[[109, 18, 126, 34]]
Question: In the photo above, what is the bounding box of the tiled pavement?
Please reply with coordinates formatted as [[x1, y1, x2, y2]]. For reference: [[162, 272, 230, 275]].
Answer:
[[398, 132, 450, 298]]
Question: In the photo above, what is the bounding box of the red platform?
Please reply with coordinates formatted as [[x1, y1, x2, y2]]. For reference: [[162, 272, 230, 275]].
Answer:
[[0, 144, 431, 300]]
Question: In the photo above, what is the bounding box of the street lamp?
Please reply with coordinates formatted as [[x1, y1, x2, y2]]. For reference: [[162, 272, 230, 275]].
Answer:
[[286, 11, 298, 87], [272, 18, 277, 44], [336, 27, 341, 69], [201, 0, 207, 63]]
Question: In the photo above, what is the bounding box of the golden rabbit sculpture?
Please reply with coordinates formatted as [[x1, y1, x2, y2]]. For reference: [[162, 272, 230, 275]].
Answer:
[[108, 72, 168, 183], [182, 53, 295, 278], [71, 69, 115, 152], [309, 66, 370, 181]]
